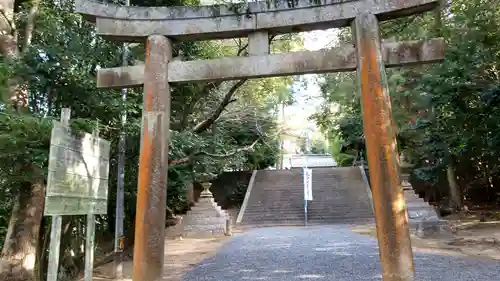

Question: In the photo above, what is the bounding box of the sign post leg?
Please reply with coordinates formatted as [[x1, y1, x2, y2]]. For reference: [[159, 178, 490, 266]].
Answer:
[[132, 35, 172, 281], [46, 216, 62, 281], [304, 200, 308, 227], [84, 214, 96, 281], [84, 126, 100, 281], [352, 13, 415, 281], [46, 108, 71, 281]]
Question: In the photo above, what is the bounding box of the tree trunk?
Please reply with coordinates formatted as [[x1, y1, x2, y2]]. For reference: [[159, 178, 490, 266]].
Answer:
[[0, 1, 44, 279], [0, 180, 46, 281], [446, 165, 462, 210], [38, 218, 50, 281], [186, 183, 195, 206], [1, 192, 21, 260]]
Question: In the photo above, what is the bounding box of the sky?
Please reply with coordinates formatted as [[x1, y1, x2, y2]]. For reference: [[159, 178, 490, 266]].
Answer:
[[288, 29, 339, 125], [281, 29, 339, 152]]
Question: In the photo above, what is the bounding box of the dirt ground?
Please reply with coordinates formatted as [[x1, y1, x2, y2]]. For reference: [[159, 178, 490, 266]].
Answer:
[[84, 209, 240, 281], [87, 235, 232, 281], [353, 212, 500, 260]]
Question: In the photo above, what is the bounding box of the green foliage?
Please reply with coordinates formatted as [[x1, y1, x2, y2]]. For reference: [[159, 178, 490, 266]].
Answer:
[[297, 137, 328, 154], [0, 0, 300, 277], [324, 134, 354, 167], [310, 71, 364, 163], [312, 0, 500, 204]]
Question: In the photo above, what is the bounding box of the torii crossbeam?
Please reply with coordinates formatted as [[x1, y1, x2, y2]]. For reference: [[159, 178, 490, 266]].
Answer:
[[75, 1, 444, 281]]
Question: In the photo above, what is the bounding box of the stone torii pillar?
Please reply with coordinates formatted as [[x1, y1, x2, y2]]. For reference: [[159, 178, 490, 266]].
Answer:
[[131, 35, 171, 281], [75, 1, 445, 281], [353, 14, 414, 281]]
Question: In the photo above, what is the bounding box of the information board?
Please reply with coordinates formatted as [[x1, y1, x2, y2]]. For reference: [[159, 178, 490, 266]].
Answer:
[[44, 121, 111, 215]]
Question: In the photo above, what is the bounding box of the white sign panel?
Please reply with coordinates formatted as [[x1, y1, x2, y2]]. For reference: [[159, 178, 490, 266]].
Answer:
[[303, 168, 313, 201], [44, 121, 111, 216]]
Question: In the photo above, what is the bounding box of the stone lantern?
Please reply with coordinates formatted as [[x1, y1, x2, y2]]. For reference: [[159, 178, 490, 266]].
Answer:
[[200, 182, 213, 198]]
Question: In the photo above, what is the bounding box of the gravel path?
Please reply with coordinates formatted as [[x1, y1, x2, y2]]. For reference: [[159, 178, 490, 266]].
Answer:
[[182, 225, 500, 281]]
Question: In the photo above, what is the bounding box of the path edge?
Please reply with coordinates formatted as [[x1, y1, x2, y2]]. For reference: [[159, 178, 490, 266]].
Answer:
[[236, 170, 258, 224]]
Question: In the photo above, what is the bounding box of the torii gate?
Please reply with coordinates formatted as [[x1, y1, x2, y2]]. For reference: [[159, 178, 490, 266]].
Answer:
[[75, 0, 444, 280]]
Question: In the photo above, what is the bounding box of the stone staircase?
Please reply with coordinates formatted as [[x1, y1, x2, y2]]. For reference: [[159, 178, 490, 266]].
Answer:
[[239, 167, 374, 226], [401, 175, 449, 236], [400, 173, 440, 222], [308, 167, 374, 224], [404, 189, 440, 221], [240, 169, 304, 226]]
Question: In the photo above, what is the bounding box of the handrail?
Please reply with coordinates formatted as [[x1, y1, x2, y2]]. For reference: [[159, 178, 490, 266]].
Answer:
[[236, 170, 258, 224]]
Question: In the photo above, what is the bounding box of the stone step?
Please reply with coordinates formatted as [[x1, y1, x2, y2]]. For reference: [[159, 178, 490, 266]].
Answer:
[[308, 216, 374, 221], [406, 203, 434, 210], [307, 207, 373, 212], [243, 217, 304, 222], [189, 204, 223, 209], [241, 220, 304, 225], [183, 225, 226, 231], [243, 213, 303, 217], [186, 208, 229, 217], [186, 208, 224, 215], [307, 215, 374, 219], [246, 202, 303, 205], [183, 220, 227, 226], [247, 198, 300, 203], [308, 217, 374, 222], [405, 201, 434, 206], [405, 195, 423, 201], [249, 198, 370, 204], [248, 205, 302, 209], [243, 213, 374, 219], [242, 222, 304, 226], [407, 210, 439, 218], [402, 188, 440, 221], [404, 193, 421, 198], [186, 204, 226, 211], [243, 218, 374, 225], [242, 167, 373, 227], [308, 202, 372, 207], [244, 211, 302, 215], [243, 210, 302, 214], [244, 210, 303, 214], [243, 215, 302, 219], [184, 214, 228, 221], [243, 212, 302, 216]]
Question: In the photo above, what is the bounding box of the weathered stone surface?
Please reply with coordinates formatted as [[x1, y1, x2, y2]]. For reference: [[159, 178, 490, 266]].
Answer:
[[98, 65, 144, 90], [97, 38, 444, 88], [353, 13, 415, 280], [183, 224, 225, 231], [77, 0, 357, 21], [414, 220, 451, 238], [181, 184, 229, 237], [133, 35, 172, 281], [248, 31, 269, 56], [76, 0, 439, 41], [240, 167, 374, 226], [383, 38, 445, 67], [403, 178, 450, 238], [183, 217, 227, 225]]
